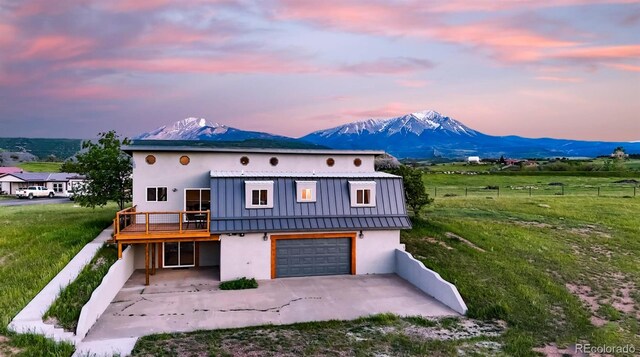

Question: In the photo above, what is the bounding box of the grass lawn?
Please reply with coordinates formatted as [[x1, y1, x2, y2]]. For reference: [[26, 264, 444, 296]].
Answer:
[[44, 245, 117, 332], [0, 203, 118, 356], [133, 174, 639, 356], [16, 162, 63, 173]]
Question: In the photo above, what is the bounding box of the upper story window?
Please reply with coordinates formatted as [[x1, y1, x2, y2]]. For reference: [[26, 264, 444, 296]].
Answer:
[[245, 181, 274, 209], [296, 181, 316, 202], [145, 155, 156, 165], [147, 187, 168, 202], [349, 181, 376, 207]]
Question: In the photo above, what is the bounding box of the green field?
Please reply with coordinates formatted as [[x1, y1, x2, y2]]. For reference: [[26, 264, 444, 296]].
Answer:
[[16, 162, 63, 173], [0, 204, 118, 356], [424, 172, 639, 198]]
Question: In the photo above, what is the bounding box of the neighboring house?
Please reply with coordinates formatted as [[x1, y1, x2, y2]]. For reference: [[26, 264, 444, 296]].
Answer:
[[0, 172, 85, 195], [0, 167, 23, 175], [114, 143, 412, 284], [466, 156, 481, 164], [611, 149, 629, 159]]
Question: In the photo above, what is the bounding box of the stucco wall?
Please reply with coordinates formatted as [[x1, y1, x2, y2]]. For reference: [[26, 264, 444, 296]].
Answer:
[[356, 230, 402, 274], [220, 234, 271, 281], [131, 151, 375, 213]]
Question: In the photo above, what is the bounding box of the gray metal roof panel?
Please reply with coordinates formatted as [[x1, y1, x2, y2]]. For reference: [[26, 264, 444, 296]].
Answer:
[[211, 216, 411, 233]]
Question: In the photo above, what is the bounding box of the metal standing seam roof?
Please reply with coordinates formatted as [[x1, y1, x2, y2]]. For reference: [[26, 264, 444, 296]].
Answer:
[[210, 175, 411, 233], [0, 172, 83, 182]]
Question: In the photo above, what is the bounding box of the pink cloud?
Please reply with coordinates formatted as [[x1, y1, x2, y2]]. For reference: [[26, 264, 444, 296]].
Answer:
[[534, 76, 583, 82], [17, 35, 94, 61], [341, 102, 415, 119], [338, 57, 434, 75], [606, 63, 640, 72], [42, 83, 139, 100]]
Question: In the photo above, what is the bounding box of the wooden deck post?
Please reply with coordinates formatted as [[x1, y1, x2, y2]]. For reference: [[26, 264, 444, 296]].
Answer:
[[145, 243, 150, 286], [151, 243, 156, 275], [117, 242, 122, 259]]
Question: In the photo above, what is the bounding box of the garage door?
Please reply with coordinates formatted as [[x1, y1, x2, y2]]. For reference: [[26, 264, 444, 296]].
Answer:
[[275, 238, 351, 278]]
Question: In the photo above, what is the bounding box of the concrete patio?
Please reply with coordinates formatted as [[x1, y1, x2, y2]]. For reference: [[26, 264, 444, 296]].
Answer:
[[84, 268, 458, 341]]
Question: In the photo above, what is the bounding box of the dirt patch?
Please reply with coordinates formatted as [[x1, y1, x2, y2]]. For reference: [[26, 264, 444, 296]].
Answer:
[[566, 284, 600, 312], [533, 343, 587, 356], [567, 225, 611, 239], [611, 283, 636, 314], [444, 232, 486, 252], [399, 318, 503, 341], [423, 236, 453, 250], [0, 335, 23, 356]]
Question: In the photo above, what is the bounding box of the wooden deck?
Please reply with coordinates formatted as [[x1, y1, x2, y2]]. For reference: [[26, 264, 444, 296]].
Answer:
[[120, 222, 207, 233]]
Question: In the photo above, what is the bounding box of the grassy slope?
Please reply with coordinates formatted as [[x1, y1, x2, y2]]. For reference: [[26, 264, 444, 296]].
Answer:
[[406, 196, 640, 354], [44, 245, 117, 332], [16, 162, 63, 173], [0, 204, 117, 356]]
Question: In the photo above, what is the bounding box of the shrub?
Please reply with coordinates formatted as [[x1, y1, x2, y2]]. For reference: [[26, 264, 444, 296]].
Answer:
[[219, 277, 258, 290]]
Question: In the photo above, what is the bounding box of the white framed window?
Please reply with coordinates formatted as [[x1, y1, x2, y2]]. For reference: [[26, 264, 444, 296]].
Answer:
[[349, 181, 376, 207], [146, 186, 168, 202], [53, 183, 64, 193], [296, 181, 316, 202], [245, 181, 274, 208]]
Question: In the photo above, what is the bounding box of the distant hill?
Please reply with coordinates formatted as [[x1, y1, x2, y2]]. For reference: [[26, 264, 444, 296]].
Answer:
[[0, 138, 82, 161]]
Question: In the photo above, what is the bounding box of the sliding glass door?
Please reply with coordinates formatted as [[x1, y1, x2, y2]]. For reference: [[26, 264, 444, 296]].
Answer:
[[163, 242, 195, 268]]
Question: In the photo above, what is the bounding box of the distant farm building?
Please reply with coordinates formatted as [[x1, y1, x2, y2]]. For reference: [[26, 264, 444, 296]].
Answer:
[[467, 156, 481, 164]]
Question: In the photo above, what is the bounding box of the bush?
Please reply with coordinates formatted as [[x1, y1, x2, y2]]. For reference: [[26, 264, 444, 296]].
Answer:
[[219, 277, 258, 290]]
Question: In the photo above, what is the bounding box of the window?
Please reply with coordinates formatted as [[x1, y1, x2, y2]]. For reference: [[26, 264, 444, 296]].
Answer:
[[354, 158, 362, 167], [349, 181, 376, 207], [179, 155, 190, 165], [296, 181, 316, 202], [53, 183, 64, 193], [147, 187, 167, 202], [270, 157, 279, 166], [240, 156, 250, 165], [185, 189, 210, 211], [245, 181, 274, 208], [145, 155, 156, 165], [326, 158, 335, 167], [252, 189, 268, 206]]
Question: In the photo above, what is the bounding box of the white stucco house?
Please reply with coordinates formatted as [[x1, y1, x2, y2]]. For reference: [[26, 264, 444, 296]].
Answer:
[[114, 142, 412, 284]]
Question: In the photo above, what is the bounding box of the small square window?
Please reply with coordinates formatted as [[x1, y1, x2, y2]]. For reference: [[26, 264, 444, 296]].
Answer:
[[252, 189, 269, 206], [147, 187, 168, 202], [245, 181, 274, 208], [349, 181, 376, 207], [296, 181, 316, 202]]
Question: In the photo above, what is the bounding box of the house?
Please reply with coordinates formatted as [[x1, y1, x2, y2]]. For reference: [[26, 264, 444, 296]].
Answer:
[[114, 143, 412, 285], [0, 172, 85, 195], [0, 166, 23, 175], [466, 156, 481, 164]]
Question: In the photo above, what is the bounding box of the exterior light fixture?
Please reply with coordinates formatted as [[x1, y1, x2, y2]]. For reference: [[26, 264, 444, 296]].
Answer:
[[263, 233, 268, 241], [359, 230, 364, 239], [172, 188, 178, 192], [239, 233, 245, 237]]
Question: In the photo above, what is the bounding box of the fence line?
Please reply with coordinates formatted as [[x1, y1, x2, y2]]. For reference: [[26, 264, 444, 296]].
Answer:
[[429, 185, 638, 198]]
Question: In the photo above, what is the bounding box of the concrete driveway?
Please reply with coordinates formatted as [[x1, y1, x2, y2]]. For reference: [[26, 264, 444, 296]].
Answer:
[[85, 268, 458, 341], [0, 197, 71, 207]]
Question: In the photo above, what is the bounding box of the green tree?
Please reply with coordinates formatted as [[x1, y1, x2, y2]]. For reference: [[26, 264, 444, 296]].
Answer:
[[387, 165, 433, 215], [73, 131, 132, 210]]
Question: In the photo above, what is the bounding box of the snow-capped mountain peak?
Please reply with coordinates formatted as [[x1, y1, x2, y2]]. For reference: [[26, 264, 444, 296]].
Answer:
[[305, 110, 477, 139], [134, 117, 285, 141]]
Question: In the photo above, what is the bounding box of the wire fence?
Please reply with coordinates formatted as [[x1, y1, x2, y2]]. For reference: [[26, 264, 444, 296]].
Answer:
[[428, 184, 638, 198]]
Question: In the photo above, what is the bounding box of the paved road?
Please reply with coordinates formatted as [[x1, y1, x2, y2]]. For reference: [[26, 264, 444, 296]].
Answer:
[[0, 197, 72, 207]]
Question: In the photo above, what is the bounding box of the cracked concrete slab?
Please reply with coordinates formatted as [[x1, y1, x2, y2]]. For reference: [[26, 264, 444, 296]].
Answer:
[[84, 268, 458, 341]]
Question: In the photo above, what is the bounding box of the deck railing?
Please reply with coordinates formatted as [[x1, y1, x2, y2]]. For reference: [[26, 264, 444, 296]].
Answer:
[[113, 206, 210, 238]]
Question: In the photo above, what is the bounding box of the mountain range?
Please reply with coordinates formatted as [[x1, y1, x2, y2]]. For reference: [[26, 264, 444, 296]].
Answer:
[[135, 111, 640, 159]]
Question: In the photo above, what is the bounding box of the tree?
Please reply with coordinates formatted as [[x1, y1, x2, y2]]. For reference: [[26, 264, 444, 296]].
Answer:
[[73, 131, 132, 210], [387, 165, 433, 215]]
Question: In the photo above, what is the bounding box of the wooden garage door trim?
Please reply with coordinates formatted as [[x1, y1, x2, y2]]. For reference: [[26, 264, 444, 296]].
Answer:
[[270, 232, 357, 279]]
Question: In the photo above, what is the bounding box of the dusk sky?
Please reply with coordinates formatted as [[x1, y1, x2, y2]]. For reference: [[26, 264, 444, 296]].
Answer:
[[0, 0, 639, 141]]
